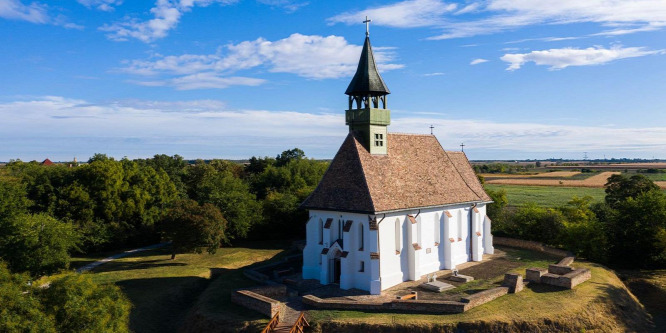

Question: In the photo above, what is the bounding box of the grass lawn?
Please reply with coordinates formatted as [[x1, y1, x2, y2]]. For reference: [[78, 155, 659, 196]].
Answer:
[[484, 184, 607, 207], [308, 246, 649, 331], [72, 240, 290, 333]]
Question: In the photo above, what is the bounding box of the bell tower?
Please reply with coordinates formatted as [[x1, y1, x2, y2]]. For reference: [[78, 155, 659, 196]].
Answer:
[[345, 17, 391, 155]]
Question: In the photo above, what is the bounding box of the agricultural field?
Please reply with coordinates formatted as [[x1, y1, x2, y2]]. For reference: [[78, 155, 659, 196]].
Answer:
[[484, 184, 607, 207], [484, 171, 620, 187], [70, 241, 291, 333]]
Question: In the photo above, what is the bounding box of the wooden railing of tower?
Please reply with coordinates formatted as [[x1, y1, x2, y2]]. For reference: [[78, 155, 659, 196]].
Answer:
[[261, 312, 280, 333], [288, 312, 309, 333]]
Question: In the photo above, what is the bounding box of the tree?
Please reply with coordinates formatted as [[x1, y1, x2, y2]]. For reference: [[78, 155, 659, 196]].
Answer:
[[559, 196, 608, 262], [0, 262, 57, 333], [485, 188, 507, 222], [275, 148, 305, 167], [0, 178, 30, 219], [0, 214, 79, 277], [603, 190, 666, 268], [195, 170, 261, 239], [604, 174, 659, 208], [40, 274, 131, 333], [159, 199, 227, 259]]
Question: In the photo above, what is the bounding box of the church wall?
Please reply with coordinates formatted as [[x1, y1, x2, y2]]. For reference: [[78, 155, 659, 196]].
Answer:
[[302, 210, 377, 292], [304, 203, 493, 294]]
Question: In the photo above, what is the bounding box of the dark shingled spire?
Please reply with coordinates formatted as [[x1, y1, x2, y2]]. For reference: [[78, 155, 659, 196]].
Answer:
[[345, 37, 390, 97]]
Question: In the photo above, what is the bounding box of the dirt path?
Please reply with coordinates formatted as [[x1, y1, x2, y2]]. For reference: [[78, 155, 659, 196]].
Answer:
[[76, 243, 169, 273]]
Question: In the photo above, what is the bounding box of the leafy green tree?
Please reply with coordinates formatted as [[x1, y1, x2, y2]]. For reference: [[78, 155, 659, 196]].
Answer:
[[276, 148, 305, 167], [0, 178, 30, 219], [604, 174, 660, 208], [159, 199, 227, 259], [0, 262, 57, 333], [195, 170, 261, 239], [140, 154, 188, 196], [559, 196, 608, 262], [0, 214, 79, 277], [603, 190, 666, 268], [506, 204, 565, 244], [40, 274, 131, 333], [485, 188, 507, 222], [245, 156, 275, 175]]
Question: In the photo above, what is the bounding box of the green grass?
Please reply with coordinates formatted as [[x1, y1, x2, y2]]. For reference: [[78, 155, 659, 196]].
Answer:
[[72, 241, 290, 333], [484, 184, 607, 207], [308, 247, 649, 331]]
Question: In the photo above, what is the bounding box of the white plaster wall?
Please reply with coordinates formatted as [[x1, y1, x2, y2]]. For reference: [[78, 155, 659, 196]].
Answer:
[[303, 202, 494, 294]]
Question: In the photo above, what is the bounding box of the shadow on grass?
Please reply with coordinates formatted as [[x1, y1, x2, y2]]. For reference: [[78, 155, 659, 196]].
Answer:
[[525, 282, 565, 293], [116, 276, 210, 333], [624, 279, 666, 332]]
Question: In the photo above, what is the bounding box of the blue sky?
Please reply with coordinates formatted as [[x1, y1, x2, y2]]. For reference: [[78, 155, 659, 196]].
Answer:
[[2, 0, 666, 161]]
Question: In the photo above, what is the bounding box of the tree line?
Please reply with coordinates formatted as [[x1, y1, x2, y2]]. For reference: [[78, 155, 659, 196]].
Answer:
[[487, 174, 666, 269]]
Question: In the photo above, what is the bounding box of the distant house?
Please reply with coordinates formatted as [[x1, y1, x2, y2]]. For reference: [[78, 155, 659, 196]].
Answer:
[[300, 30, 494, 295], [41, 158, 54, 166]]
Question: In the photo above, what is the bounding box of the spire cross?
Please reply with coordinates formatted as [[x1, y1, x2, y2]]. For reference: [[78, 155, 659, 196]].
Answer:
[[460, 143, 465, 152], [429, 125, 434, 135], [364, 16, 371, 36]]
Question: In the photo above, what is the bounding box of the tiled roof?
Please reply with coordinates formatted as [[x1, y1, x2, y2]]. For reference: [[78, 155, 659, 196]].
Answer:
[[342, 220, 353, 232], [301, 132, 491, 213]]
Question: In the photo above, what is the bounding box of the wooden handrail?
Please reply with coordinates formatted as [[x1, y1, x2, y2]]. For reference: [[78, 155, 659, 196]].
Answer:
[[261, 312, 280, 333], [289, 312, 309, 333]]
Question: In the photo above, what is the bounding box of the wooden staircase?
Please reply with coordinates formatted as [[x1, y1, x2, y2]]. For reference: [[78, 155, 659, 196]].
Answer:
[[263, 311, 309, 333]]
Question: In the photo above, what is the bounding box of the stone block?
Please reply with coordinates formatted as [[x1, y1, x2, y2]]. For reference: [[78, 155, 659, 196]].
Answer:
[[526, 268, 546, 283], [502, 273, 524, 293], [420, 280, 455, 293], [558, 256, 575, 266], [562, 268, 591, 288], [548, 264, 574, 275], [231, 290, 283, 318], [449, 274, 474, 283], [540, 273, 562, 286]]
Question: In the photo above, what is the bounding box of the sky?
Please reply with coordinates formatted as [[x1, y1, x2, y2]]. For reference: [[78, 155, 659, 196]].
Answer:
[[2, 0, 666, 161]]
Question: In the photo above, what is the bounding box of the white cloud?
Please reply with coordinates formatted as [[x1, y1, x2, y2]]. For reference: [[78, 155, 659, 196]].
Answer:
[[77, 0, 123, 11], [328, 0, 457, 28], [3, 96, 666, 160], [101, 0, 238, 42], [500, 45, 664, 70], [257, 0, 308, 13], [0, 0, 82, 28], [470, 58, 488, 65], [131, 73, 266, 90], [0, 0, 48, 23], [119, 33, 403, 87], [423, 72, 445, 76], [329, 0, 666, 40]]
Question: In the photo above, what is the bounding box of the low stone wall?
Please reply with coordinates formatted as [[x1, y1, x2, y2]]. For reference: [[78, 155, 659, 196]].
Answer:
[[303, 295, 468, 314], [231, 290, 284, 318], [246, 284, 287, 299], [558, 256, 575, 266], [461, 287, 509, 308], [502, 273, 524, 293], [493, 237, 570, 258]]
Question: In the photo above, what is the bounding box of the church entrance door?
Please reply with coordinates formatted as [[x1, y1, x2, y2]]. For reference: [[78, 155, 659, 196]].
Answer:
[[333, 258, 341, 284]]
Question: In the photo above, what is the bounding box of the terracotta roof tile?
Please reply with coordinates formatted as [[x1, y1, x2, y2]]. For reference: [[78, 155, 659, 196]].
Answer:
[[407, 215, 417, 224], [341, 251, 349, 258], [444, 210, 453, 218], [342, 220, 353, 232], [323, 218, 333, 229], [301, 133, 491, 213]]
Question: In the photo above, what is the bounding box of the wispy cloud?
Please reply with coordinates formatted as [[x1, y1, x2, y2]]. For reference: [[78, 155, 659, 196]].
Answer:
[[101, 0, 238, 42], [470, 58, 488, 65], [423, 72, 445, 76], [329, 0, 666, 40], [119, 33, 403, 89], [0, 0, 82, 28], [3, 96, 666, 160], [257, 0, 308, 13], [328, 0, 456, 28], [76, 0, 123, 11], [500, 45, 664, 71]]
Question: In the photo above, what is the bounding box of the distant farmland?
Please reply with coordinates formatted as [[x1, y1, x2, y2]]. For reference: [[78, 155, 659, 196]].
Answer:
[[484, 184, 606, 207], [484, 171, 621, 188]]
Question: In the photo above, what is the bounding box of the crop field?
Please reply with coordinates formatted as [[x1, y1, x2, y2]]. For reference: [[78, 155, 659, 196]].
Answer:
[[480, 171, 581, 178], [484, 184, 607, 207], [485, 171, 620, 188]]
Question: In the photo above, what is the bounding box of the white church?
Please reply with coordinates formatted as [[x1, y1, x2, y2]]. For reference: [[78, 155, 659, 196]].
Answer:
[[300, 25, 494, 295]]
